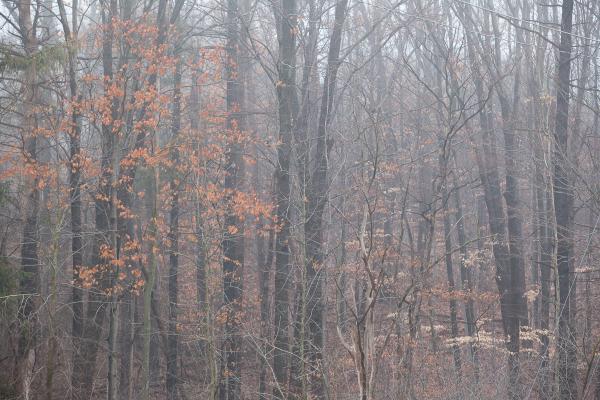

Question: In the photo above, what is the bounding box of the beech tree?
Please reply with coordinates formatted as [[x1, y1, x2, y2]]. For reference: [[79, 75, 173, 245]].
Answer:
[[1, 0, 600, 399]]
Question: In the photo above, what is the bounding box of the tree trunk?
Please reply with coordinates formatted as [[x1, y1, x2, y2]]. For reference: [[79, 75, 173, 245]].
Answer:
[[14, 0, 40, 397], [553, 0, 577, 397], [107, 263, 119, 400], [272, 0, 298, 396], [442, 184, 461, 374], [493, 7, 529, 330], [457, 4, 521, 397], [118, 292, 134, 400], [258, 217, 274, 399], [219, 0, 246, 396], [55, 0, 85, 389], [71, 0, 117, 397], [452, 176, 479, 379], [143, 162, 159, 400], [166, 60, 183, 400], [303, 0, 348, 396], [526, 1, 552, 393]]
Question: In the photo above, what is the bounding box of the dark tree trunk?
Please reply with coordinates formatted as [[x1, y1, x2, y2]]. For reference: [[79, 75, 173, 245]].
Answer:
[[303, 1, 348, 396], [496, 28, 529, 331], [273, 0, 298, 396], [118, 293, 134, 400], [457, 4, 521, 396], [219, 0, 246, 396], [553, 0, 577, 397]]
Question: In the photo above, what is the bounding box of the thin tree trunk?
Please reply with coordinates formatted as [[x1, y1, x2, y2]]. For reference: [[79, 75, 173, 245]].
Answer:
[[442, 184, 461, 374], [452, 175, 479, 379], [142, 164, 159, 400], [258, 218, 274, 399], [107, 250, 119, 400], [107, 89, 123, 400], [191, 63, 216, 393], [55, 0, 85, 389], [166, 60, 183, 400], [526, 1, 552, 393], [45, 223, 61, 400], [14, 0, 40, 397], [118, 292, 134, 400], [190, 59, 208, 354]]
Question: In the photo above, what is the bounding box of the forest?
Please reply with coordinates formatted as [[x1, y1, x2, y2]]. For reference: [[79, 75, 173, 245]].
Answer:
[[0, 0, 597, 398]]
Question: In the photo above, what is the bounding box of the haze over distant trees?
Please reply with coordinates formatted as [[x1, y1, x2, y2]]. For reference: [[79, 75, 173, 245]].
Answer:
[[0, 0, 599, 399]]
